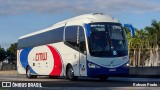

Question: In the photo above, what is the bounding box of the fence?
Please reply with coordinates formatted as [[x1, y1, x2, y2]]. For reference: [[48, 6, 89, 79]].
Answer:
[[130, 66, 160, 76], [0, 62, 16, 71]]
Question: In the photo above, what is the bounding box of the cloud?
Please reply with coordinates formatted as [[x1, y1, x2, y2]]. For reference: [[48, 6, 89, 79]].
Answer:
[[0, 42, 11, 49], [0, 0, 160, 16]]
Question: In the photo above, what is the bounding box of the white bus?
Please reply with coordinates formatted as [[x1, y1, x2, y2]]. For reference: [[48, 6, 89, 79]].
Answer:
[[17, 13, 129, 80]]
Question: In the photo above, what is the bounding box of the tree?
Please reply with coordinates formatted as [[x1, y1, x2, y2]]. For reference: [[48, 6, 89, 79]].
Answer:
[[130, 30, 146, 66], [0, 46, 6, 62], [145, 20, 160, 66], [125, 20, 160, 67], [6, 43, 17, 62], [125, 27, 149, 66]]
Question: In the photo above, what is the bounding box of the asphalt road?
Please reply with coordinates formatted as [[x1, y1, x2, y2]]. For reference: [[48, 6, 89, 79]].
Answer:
[[0, 75, 160, 90]]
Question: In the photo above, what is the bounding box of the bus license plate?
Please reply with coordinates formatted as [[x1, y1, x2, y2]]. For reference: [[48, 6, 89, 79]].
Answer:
[[109, 69, 116, 71]]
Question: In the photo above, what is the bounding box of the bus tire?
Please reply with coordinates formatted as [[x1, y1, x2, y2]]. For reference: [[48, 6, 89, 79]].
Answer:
[[26, 67, 33, 79], [66, 65, 78, 81], [99, 76, 108, 81]]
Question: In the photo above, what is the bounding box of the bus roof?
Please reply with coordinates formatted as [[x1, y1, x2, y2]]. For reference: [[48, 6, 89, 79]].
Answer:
[[19, 13, 119, 39]]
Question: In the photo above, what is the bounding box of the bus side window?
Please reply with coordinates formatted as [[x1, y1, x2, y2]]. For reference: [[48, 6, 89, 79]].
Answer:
[[79, 27, 86, 54], [65, 26, 79, 49]]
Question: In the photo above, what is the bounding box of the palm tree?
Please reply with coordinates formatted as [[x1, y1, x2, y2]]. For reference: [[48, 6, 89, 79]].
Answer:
[[145, 20, 160, 66], [125, 20, 160, 67], [126, 28, 149, 66], [126, 29, 144, 67], [124, 27, 137, 66]]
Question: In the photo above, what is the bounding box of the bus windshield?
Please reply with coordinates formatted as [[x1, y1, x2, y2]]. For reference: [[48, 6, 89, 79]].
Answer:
[[88, 22, 128, 57]]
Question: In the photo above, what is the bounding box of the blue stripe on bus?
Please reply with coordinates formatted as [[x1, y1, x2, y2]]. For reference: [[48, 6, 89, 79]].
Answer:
[[84, 24, 90, 37], [86, 60, 129, 77], [20, 47, 36, 74]]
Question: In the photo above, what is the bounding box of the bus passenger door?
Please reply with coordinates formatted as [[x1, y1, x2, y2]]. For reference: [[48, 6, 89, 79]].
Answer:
[[78, 27, 87, 76], [65, 25, 80, 76]]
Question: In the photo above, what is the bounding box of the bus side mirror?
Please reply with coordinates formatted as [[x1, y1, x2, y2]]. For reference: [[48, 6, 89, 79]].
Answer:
[[124, 24, 135, 38]]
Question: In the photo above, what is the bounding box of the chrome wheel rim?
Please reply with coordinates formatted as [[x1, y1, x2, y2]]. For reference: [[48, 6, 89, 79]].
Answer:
[[68, 68, 73, 79], [27, 68, 30, 77]]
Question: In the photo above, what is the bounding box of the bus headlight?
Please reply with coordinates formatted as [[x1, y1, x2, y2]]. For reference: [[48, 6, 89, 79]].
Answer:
[[126, 63, 130, 67], [88, 63, 100, 68], [123, 62, 130, 67]]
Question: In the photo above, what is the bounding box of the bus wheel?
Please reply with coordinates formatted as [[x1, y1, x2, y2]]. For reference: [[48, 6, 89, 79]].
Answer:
[[26, 67, 33, 79], [66, 66, 78, 80], [99, 76, 108, 81]]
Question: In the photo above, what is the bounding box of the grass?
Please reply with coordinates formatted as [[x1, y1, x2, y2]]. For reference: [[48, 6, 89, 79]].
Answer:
[[0, 70, 17, 75]]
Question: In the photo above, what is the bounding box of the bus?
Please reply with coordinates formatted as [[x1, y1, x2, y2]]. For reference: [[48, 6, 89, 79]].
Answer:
[[17, 13, 129, 80]]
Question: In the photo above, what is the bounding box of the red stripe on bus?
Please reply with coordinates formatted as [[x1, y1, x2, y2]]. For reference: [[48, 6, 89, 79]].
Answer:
[[47, 45, 62, 76]]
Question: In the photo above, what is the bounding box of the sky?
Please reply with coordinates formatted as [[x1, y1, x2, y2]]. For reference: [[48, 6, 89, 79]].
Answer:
[[0, 0, 160, 49]]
